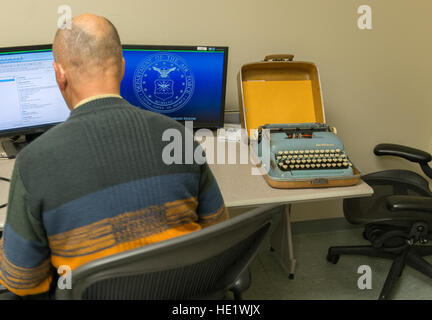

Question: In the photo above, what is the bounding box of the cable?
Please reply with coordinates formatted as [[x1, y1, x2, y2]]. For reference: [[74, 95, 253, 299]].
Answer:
[[0, 177, 10, 209]]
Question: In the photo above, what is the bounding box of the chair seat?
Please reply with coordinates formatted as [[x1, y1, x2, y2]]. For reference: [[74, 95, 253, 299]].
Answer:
[[344, 170, 432, 226]]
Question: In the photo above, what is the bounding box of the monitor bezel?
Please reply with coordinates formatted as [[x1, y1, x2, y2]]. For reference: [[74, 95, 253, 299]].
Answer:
[[122, 44, 228, 129], [0, 44, 66, 138]]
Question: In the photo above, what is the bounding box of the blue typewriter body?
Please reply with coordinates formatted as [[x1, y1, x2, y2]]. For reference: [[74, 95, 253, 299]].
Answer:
[[256, 123, 361, 188]]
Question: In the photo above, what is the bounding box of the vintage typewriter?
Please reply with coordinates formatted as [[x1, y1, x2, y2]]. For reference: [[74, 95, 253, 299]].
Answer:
[[256, 123, 360, 188]]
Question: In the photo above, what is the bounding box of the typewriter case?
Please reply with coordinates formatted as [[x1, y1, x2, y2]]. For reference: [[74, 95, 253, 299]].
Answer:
[[238, 54, 361, 189]]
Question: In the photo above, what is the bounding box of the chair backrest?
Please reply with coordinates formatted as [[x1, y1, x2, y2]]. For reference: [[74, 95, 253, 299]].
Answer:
[[55, 204, 281, 300]]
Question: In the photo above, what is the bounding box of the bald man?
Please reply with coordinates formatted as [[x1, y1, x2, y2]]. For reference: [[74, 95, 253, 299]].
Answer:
[[0, 14, 228, 299]]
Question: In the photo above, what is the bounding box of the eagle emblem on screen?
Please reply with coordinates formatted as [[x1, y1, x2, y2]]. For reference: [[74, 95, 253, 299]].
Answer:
[[133, 53, 195, 113]]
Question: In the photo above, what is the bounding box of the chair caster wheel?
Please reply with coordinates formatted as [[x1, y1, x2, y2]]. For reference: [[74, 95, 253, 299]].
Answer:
[[289, 274, 294, 280], [326, 253, 340, 264]]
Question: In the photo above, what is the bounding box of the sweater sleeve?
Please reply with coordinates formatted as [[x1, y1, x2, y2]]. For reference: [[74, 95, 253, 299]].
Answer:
[[0, 162, 53, 296], [196, 162, 229, 228]]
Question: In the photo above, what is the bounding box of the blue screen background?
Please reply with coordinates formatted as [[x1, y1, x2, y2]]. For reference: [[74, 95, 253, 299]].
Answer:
[[121, 49, 225, 126]]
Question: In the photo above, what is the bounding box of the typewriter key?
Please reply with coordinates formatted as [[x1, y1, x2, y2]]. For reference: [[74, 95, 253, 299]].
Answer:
[[316, 164, 321, 168], [284, 151, 289, 155], [311, 164, 316, 168], [295, 165, 300, 169], [306, 164, 311, 169], [278, 151, 283, 155], [300, 164, 305, 168], [336, 148, 341, 153], [290, 165, 295, 169], [283, 165, 288, 170], [332, 163, 337, 167]]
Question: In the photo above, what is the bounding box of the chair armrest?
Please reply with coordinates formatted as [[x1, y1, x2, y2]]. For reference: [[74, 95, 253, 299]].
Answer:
[[374, 144, 432, 164], [386, 195, 432, 213]]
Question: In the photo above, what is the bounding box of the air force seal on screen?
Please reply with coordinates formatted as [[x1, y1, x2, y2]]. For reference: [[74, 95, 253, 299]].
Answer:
[[133, 53, 195, 113]]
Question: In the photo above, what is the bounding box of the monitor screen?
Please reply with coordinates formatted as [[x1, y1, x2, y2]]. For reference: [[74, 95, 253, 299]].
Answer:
[[121, 45, 228, 128], [0, 45, 70, 137]]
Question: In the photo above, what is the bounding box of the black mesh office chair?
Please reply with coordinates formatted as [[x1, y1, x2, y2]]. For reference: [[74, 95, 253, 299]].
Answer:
[[55, 204, 281, 300], [327, 144, 432, 300]]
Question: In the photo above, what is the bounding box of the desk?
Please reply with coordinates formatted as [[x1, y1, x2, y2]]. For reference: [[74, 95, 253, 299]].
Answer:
[[208, 147, 372, 277], [0, 140, 373, 278]]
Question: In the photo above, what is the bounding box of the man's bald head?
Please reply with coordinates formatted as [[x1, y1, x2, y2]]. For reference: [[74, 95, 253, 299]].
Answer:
[[53, 14, 123, 79]]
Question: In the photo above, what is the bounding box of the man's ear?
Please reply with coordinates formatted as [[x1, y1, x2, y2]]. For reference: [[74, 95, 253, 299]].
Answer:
[[120, 57, 125, 81], [53, 62, 67, 91]]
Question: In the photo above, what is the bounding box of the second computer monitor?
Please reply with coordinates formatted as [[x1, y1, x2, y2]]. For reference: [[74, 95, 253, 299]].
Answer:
[[121, 45, 228, 129]]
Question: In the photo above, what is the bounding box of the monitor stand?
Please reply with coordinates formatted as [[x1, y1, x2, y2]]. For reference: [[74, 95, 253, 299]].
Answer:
[[1, 133, 42, 159]]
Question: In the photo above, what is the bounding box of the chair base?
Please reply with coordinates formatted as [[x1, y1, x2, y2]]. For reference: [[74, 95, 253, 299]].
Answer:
[[327, 245, 432, 300]]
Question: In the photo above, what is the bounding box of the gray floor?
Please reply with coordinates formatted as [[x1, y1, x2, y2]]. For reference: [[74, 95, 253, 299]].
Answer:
[[243, 227, 432, 300]]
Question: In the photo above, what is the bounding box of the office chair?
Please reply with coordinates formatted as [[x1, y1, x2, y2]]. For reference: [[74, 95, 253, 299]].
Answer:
[[56, 204, 281, 300], [327, 143, 432, 300]]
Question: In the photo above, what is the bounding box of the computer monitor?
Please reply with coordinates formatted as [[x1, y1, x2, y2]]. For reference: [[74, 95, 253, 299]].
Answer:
[[121, 45, 228, 129], [0, 44, 70, 157]]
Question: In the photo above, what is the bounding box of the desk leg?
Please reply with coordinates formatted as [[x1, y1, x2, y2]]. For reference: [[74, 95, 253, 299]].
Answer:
[[270, 204, 297, 279]]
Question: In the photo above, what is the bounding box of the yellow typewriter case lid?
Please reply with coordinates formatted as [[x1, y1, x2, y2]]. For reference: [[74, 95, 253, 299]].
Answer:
[[238, 54, 325, 137]]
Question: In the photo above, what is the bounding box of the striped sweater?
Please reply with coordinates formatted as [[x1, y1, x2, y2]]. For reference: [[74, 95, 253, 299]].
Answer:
[[0, 97, 228, 296]]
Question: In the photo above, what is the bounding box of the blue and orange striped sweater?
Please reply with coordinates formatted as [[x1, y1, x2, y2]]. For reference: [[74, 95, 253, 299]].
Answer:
[[0, 97, 228, 296]]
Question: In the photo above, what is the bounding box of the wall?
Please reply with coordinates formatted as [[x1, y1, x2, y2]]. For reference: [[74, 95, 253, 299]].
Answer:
[[1, 0, 431, 221]]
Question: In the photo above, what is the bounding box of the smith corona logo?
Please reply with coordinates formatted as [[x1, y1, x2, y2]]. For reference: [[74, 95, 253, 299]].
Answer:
[[133, 53, 195, 113]]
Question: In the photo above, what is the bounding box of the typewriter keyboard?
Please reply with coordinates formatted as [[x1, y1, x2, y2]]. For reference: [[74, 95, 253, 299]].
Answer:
[[274, 149, 352, 171]]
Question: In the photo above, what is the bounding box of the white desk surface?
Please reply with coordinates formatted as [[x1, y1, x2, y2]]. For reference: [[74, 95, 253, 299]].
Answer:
[[209, 161, 372, 208], [0, 138, 373, 228]]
